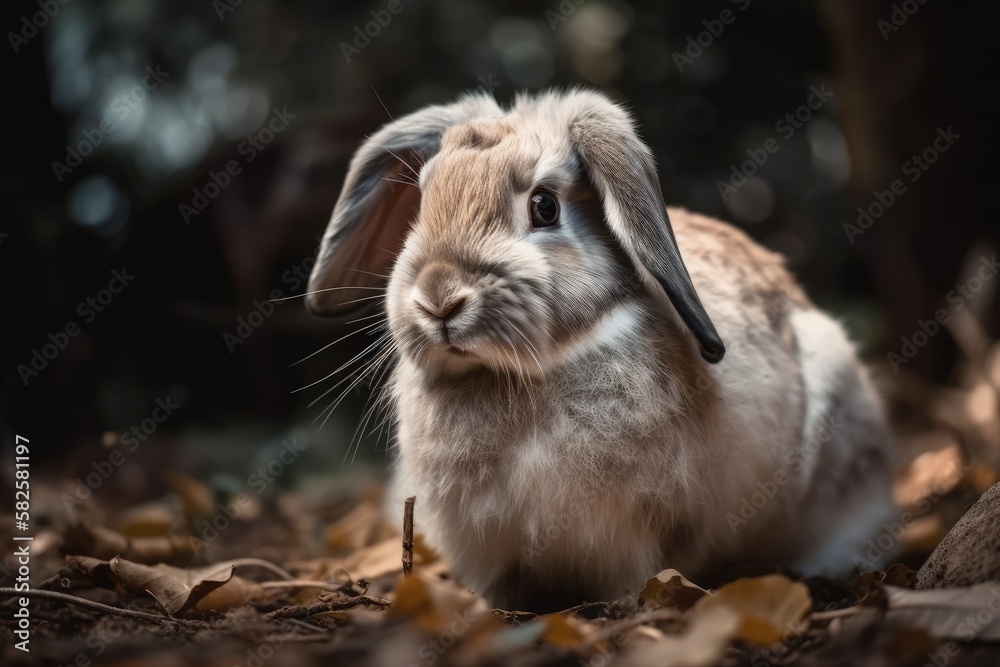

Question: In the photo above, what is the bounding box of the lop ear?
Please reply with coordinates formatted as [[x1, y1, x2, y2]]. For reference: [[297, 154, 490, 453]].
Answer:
[[306, 94, 501, 316], [567, 92, 725, 363]]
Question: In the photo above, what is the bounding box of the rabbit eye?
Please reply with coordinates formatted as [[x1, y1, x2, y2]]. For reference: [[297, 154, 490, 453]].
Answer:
[[529, 191, 560, 228]]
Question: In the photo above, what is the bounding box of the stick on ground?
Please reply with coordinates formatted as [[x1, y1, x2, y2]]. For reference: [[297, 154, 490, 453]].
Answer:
[[402, 496, 415, 577]]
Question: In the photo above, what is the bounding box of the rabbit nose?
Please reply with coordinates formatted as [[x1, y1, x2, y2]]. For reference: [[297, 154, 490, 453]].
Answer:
[[414, 294, 466, 321]]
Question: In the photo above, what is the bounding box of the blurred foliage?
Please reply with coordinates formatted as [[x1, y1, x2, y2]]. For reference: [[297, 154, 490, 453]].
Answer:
[[2, 0, 994, 480]]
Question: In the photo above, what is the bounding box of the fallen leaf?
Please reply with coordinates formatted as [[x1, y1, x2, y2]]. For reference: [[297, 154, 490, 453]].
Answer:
[[325, 535, 434, 581], [886, 583, 1000, 640], [638, 568, 709, 611], [64, 521, 199, 563], [623, 605, 741, 667], [883, 563, 918, 588], [692, 574, 812, 645], [894, 439, 965, 508], [117, 501, 183, 537], [166, 471, 216, 516], [191, 575, 266, 613], [109, 556, 235, 615], [541, 612, 590, 646]]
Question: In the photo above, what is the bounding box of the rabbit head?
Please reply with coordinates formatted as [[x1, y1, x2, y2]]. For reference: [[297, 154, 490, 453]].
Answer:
[[308, 90, 725, 378]]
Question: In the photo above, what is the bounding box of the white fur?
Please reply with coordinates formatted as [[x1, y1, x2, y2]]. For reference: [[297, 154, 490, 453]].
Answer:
[[312, 90, 896, 608]]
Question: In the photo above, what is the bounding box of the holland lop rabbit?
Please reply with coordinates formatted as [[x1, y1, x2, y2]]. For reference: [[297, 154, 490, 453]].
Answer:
[[307, 90, 895, 610]]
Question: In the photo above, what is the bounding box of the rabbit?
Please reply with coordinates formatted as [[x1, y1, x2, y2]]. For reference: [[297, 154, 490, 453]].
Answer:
[[306, 89, 897, 611]]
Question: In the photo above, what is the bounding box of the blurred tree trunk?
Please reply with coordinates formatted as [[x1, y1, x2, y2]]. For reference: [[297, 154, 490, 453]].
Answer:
[[823, 0, 997, 383]]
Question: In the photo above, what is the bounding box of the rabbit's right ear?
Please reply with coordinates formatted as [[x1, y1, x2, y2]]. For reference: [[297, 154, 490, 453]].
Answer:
[[306, 94, 501, 317]]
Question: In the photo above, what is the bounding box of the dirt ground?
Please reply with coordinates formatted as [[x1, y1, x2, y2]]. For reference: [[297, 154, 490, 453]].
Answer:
[[3, 350, 1000, 667]]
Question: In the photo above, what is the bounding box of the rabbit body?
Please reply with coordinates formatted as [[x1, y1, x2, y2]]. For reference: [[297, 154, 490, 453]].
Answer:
[[390, 207, 893, 609], [308, 90, 895, 610]]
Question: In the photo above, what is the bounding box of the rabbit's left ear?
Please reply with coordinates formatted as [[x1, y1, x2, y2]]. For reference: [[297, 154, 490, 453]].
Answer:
[[568, 93, 725, 363], [306, 94, 501, 317]]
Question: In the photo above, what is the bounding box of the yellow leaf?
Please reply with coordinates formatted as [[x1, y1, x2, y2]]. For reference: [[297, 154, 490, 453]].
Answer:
[[542, 613, 587, 646], [692, 574, 811, 645]]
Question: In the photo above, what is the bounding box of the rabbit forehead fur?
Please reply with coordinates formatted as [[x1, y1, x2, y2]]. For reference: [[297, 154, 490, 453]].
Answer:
[[386, 94, 646, 376]]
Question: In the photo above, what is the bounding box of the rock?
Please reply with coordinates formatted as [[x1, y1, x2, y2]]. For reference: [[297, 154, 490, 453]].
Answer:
[[916, 483, 1000, 589]]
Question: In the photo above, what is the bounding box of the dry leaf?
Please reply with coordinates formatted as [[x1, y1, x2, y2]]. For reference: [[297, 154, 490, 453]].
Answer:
[[64, 521, 199, 563], [166, 471, 216, 516], [64, 555, 116, 589], [624, 605, 740, 667], [886, 583, 1000, 640], [326, 535, 435, 581], [894, 439, 965, 508], [324, 499, 397, 552], [117, 501, 182, 537], [692, 574, 812, 645], [541, 612, 589, 646], [191, 575, 266, 613], [639, 568, 709, 610], [109, 556, 235, 615], [882, 563, 918, 588], [387, 571, 508, 664]]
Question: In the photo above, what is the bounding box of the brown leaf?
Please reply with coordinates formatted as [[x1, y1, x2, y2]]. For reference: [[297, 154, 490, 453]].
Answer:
[[324, 498, 394, 552], [638, 568, 709, 611], [109, 556, 235, 615], [894, 439, 965, 509], [64, 522, 198, 563], [886, 583, 1000, 640], [117, 502, 182, 537], [623, 605, 741, 667], [388, 572, 488, 635], [325, 535, 435, 581], [191, 576, 266, 613], [63, 555, 116, 589], [692, 574, 812, 645], [166, 471, 216, 517], [882, 563, 918, 588], [541, 613, 590, 646]]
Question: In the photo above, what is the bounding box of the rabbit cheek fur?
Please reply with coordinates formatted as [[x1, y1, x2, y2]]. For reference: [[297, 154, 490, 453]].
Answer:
[[310, 91, 895, 611]]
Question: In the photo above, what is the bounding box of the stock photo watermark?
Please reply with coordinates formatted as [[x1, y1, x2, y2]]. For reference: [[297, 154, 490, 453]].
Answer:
[[222, 239, 321, 352], [878, 0, 930, 41], [922, 587, 1000, 667], [852, 459, 968, 572], [51, 65, 170, 183], [16, 267, 135, 386], [724, 412, 844, 534], [61, 395, 182, 515], [844, 125, 960, 244], [716, 84, 834, 201], [178, 106, 296, 225], [7, 0, 72, 54], [213, 0, 244, 22], [194, 438, 308, 548], [545, 0, 588, 30], [887, 254, 998, 372], [672, 0, 751, 73]]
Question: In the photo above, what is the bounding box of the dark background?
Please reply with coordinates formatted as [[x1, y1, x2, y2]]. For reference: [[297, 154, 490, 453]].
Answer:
[[2, 0, 996, 494]]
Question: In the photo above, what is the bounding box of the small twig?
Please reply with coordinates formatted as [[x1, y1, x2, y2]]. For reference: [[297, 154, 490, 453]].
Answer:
[[225, 558, 295, 581], [259, 580, 355, 594], [264, 596, 391, 620], [574, 609, 681, 653], [811, 607, 865, 622], [403, 495, 415, 577], [0, 588, 198, 624]]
